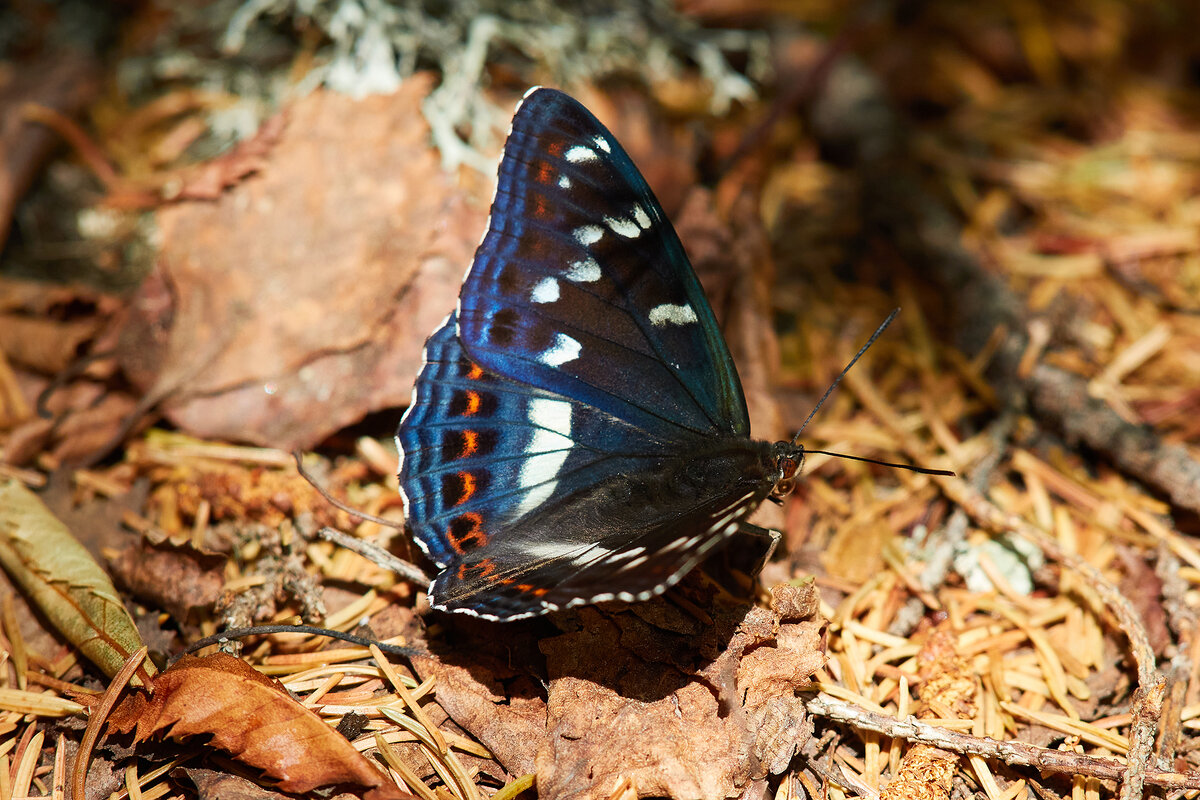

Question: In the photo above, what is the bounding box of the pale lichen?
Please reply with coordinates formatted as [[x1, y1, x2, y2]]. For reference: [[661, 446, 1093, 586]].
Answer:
[[220, 0, 770, 171]]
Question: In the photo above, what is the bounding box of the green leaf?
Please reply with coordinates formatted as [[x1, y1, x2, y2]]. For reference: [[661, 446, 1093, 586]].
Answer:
[[0, 480, 155, 685]]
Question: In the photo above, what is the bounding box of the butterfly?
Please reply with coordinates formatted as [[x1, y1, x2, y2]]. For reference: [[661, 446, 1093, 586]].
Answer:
[[396, 87, 805, 621]]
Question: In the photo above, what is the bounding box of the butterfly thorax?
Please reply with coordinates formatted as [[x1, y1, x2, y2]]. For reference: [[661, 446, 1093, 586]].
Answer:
[[607, 435, 779, 520]]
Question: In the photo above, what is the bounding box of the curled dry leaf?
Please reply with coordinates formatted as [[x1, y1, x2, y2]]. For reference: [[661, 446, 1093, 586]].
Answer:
[[0, 480, 154, 685], [107, 540, 225, 623], [116, 74, 481, 450], [105, 653, 412, 800]]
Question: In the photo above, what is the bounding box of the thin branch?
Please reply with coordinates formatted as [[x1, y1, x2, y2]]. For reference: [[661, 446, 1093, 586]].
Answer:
[[317, 526, 430, 587], [805, 693, 1197, 790]]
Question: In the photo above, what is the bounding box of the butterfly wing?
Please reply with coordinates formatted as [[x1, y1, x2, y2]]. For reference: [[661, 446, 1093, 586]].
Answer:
[[427, 442, 776, 620], [398, 315, 775, 621], [456, 88, 749, 439], [398, 312, 672, 570]]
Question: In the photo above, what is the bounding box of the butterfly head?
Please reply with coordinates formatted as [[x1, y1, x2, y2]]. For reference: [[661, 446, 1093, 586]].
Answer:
[[768, 440, 806, 500]]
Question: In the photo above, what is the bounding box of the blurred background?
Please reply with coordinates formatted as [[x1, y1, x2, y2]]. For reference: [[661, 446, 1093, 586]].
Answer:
[[1, 2, 1199, 799]]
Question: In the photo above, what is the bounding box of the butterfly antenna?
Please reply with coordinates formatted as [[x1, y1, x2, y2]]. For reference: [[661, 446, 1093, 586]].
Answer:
[[806, 449, 954, 477], [792, 308, 899, 445]]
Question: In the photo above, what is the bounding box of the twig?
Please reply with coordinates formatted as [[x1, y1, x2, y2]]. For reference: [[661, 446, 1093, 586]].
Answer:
[[1022, 361, 1200, 517], [21, 102, 120, 187], [805, 693, 1197, 790], [1154, 544, 1195, 764], [173, 624, 423, 664], [291, 450, 405, 529], [318, 526, 430, 587]]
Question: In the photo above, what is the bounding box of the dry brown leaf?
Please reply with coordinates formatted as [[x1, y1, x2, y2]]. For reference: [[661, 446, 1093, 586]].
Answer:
[[535, 585, 824, 800], [115, 75, 481, 450], [409, 656, 546, 777], [106, 653, 412, 800], [107, 540, 224, 623]]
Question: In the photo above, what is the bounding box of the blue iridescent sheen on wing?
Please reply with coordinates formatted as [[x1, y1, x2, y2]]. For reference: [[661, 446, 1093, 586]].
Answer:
[[398, 311, 673, 570], [456, 88, 749, 438]]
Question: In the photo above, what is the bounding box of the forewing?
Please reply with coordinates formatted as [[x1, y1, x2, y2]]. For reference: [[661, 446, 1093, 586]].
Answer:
[[456, 88, 749, 439]]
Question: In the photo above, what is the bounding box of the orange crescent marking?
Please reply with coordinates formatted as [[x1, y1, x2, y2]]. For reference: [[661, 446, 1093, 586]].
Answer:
[[457, 557, 497, 580], [463, 391, 482, 416], [447, 511, 487, 554], [467, 363, 484, 380], [456, 472, 477, 505], [460, 430, 479, 458]]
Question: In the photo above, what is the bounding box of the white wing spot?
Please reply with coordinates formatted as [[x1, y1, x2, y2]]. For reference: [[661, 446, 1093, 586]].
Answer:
[[605, 215, 641, 238], [649, 303, 699, 326], [566, 146, 597, 163], [633, 204, 652, 229], [565, 257, 601, 283], [723, 523, 739, 535], [558, 175, 571, 189], [516, 398, 573, 516], [540, 333, 581, 366], [593, 135, 612, 153], [574, 226, 603, 246], [531, 277, 560, 304]]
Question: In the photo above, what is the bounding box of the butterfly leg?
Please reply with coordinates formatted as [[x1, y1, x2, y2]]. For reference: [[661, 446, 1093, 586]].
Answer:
[[732, 522, 781, 579], [704, 522, 781, 596]]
